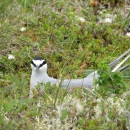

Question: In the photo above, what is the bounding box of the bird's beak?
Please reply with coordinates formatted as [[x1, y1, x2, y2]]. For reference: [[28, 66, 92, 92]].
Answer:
[[36, 66, 40, 70]]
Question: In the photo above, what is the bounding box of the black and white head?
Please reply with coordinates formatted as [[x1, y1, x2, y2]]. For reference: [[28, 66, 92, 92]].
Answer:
[[31, 57, 47, 72]]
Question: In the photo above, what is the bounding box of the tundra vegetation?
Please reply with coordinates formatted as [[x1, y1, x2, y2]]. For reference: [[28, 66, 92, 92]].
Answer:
[[0, 0, 130, 130]]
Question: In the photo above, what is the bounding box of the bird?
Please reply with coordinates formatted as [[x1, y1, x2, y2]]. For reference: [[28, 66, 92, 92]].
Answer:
[[30, 49, 130, 98]]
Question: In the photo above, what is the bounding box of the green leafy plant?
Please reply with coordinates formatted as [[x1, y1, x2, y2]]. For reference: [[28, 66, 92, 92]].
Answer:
[[96, 65, 126, 96]]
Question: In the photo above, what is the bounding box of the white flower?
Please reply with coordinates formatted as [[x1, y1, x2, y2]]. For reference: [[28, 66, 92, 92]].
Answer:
[[99, 18, 112, 24], [8, 54, 15, 60], [104, 18, 112, 23], [99, 13, 116, 24], [126, 32, 130, 37], [76, 16, 85, 22], [20, 27, 26, 32]]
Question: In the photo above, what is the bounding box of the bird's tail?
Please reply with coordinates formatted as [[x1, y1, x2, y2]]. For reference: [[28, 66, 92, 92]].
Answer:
[[109, 49, 130, 72]]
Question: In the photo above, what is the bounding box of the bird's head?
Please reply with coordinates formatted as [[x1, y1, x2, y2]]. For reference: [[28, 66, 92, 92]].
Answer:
[[31, 57, 47, 72]]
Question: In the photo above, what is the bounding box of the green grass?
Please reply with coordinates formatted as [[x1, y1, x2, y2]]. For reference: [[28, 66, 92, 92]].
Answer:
[[0, 0, 130, 129]]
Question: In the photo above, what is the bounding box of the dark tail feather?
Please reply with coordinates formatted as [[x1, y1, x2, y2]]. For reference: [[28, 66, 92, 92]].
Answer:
[[112, 54, 130, 72], [109, 49, 130, 69], [118, 64, 129, 72]]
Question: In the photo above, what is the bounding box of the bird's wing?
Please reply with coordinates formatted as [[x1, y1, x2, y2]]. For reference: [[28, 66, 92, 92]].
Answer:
[[60, 71, 98, 88]]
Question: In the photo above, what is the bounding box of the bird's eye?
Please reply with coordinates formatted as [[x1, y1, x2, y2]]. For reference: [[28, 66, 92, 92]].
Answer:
[[31, 60, 36, 67], [39, 60, 47, 68]]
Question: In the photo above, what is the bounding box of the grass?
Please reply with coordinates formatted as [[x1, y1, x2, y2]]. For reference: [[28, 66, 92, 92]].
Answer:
[[0, 0, 130, 129]]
